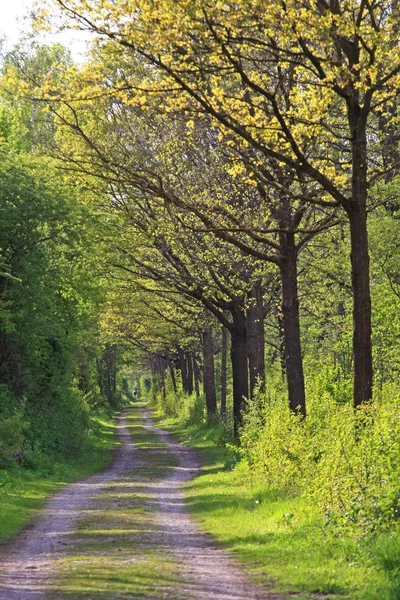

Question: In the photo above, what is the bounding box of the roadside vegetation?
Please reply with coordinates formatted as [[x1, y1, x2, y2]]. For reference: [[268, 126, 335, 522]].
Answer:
[[1, 2, 400, 598], [147, 385, 400, 600], [0, 47, 134, 543], [0, 413, 118, 544]]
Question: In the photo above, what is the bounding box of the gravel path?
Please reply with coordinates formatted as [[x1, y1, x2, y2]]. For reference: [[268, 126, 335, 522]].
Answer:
[[0, 407, 281, 600]]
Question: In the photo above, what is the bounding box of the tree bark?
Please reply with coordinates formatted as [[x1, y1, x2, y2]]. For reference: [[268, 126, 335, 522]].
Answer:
[[202, 327, 217, 417], [96, 357, 104, 396], [100, 344, 118, 407], [279, 232, 306, 417], [157, 355, 166, 401], [168, 357, 177, 394], [193, 352, 201, 398], [186, 352, 194, 395], [177, 347, 189, 394], [230, 304, 249, 432], [220, 325, 228, 419], [347, 107, 373, 408], [278, 313, 286, 380], [149, 357, 157, 401], [246, 280, 265, 398], [112, 346, 117, 399]]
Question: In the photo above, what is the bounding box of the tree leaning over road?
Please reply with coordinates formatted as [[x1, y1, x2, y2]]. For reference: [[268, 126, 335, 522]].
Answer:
[[5, 39, 340, 418], [47, 0, 400, 408]]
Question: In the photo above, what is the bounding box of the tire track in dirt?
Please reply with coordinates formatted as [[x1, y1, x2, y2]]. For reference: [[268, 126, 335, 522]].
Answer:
[[0, 407, 284, 599]]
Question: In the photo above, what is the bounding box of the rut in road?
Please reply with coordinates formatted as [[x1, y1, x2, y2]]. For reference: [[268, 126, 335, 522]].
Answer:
[[0, 406, 283, 599]]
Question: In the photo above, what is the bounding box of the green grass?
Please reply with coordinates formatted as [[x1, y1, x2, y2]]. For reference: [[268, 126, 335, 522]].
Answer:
[[49, 553, 183, 600], [151, 409, 398, 600], [0, 413, 118, 544], [2, 403, 399, 599]]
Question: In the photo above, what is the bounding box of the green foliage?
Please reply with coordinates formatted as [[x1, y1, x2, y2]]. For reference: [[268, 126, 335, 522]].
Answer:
[[240, 387, 400, 533], [0, 125, 124, 468], [153, 410, 387, 598], [152, 375, 206, 426], [0, 413, 29, 469], [179, 392, 206, 425], [372, 531, 400, 576], [0, 411, 117, 544], [2, 27, 400, 598]]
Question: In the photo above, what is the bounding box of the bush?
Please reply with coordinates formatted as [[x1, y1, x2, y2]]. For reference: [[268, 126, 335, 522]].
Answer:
[[240, 386, 400, 533], [27, 387, 91, 459], [150, 368, 207, 425], [0, 384, 20, 418], [180, 392, 206, 425], [0, 413, 29, 468]]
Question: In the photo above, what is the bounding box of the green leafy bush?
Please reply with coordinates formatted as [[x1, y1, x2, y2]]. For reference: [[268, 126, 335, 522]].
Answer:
[[372, 531, 400, 576], [240, 386, 400, 533], [150, 369, 207, 425], [0, 413, 29, 468]]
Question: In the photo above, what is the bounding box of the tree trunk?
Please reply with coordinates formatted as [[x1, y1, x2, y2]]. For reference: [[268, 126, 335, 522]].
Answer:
[[156, 355, 166, 401], [347, 205, 373, 407], [112, 347, 117, 399], [150, 358, 156, 398], [202, 327, 217, 417], [246, 280, 265, 398], [279, 232, 306, 417], [193, 352, 201, 398], [186, 352, 194, 395], [278, 313, 286, 380], [347, 108, 373, 408], [230, 304, 249, 432], [96, 357, 104, 396], [168, 357, 177, 394], [101, 344, 118, 407], [220, 325, 228, 419], [177, 347, 189, 393]]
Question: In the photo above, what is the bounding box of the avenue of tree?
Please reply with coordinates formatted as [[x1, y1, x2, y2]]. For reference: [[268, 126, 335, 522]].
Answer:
[[6, 0, 397, 418], [1, 3, 400, 534]]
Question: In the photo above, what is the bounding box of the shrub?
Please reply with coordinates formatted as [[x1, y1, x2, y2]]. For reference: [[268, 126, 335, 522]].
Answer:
[[240, 386, 400, 533], [0, 413, 29, 469]]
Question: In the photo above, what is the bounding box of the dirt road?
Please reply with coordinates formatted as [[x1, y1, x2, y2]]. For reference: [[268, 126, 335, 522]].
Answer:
[[0, 407, 280, 599]]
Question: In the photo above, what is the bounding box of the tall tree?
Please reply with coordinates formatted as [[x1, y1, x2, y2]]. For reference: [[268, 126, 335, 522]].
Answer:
[[48, 0, 400, 407]]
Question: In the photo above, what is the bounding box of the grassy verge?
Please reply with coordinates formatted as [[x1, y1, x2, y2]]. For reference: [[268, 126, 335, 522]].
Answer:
[[151, 409, 397, 600], [0, 413, 118, 545]]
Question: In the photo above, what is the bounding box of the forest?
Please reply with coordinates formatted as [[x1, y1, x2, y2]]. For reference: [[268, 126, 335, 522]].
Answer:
[[1, 2, 400, 599]]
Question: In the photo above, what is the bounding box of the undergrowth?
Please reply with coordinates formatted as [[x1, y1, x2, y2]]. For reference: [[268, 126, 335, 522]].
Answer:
[[148, 377, 400, 599], [241, 383, 400, 534], [0, 412, 118, 544]]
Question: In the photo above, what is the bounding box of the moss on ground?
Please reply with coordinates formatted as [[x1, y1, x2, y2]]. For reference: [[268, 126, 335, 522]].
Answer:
[[48, 553, 182, 599]]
